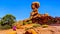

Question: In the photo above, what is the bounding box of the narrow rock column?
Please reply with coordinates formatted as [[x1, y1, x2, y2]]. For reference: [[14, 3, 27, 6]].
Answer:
[[30, 2, 41, 23]]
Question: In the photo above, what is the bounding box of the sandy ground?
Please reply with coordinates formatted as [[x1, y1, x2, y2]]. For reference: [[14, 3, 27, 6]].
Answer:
[[0, 29, 25, 34], [33, 26, 60, 34], [0, 26, 60, 34]]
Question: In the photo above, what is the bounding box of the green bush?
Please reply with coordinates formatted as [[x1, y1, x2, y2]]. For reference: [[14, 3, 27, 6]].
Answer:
[[25, 24, 41, 30], [23, 22, 28, 25], [25, 27, 33, 30], [33, 24, 41, 28], [0, 25, 11, 30], [27, 20, 32, 24], [42, 24, 48, 28], [25, 28, 30, 30], [23, 20, 32, 25]]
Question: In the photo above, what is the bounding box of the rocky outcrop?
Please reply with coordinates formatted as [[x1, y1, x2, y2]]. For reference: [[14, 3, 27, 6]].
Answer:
[[30, 2, 50, 24]]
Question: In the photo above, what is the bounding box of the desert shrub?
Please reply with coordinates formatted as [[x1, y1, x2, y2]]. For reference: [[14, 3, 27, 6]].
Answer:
[[42, 24, 48, 28], [25, 28, 30, 30], [23, 19, 32, 25], [23, 21, 32, 25], [33, 24, 41, 28], [27, 20, 32, 24], [25, 26, 33, 30], [0, 25, 11, 30], [47, 19, 55, 24], [25, 24, 41, 30], [23, 22, 28, 25], [0, 26, 1, 29]]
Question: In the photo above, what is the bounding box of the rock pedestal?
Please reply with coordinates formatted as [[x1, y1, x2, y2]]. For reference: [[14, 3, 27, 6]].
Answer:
[[30, 2, 51, 24], [30, 2, 41, 23]]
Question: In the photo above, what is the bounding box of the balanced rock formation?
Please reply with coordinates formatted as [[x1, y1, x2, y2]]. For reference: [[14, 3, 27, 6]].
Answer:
[[30, 2, 41, 19], [30, 2, 53, 24], [30, 2, 41, 23], [23, 2, 60, 25]]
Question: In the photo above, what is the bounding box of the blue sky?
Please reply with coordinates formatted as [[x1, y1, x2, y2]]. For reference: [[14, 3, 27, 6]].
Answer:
[[0, 0, 60, 20]]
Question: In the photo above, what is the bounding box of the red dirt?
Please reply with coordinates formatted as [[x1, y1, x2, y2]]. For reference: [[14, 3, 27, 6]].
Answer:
[[0, 26, 60, 34]]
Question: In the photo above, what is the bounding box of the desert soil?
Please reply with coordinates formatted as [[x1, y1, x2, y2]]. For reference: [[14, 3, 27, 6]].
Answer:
[[0, 26, 60, 34]]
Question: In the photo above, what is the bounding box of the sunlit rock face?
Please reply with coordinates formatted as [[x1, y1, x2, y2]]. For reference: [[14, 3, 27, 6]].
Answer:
[[25, 2, 60, 25], [30, 2, 41, 23], [30, 2, 60, 25], [30, 2, 50, 24]]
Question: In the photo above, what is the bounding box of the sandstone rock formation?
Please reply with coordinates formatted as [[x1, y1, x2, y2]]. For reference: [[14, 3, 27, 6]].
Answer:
[[30, 2, 41, 23], [24, 2, 60, 25], [30, 2, 50, 24]]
